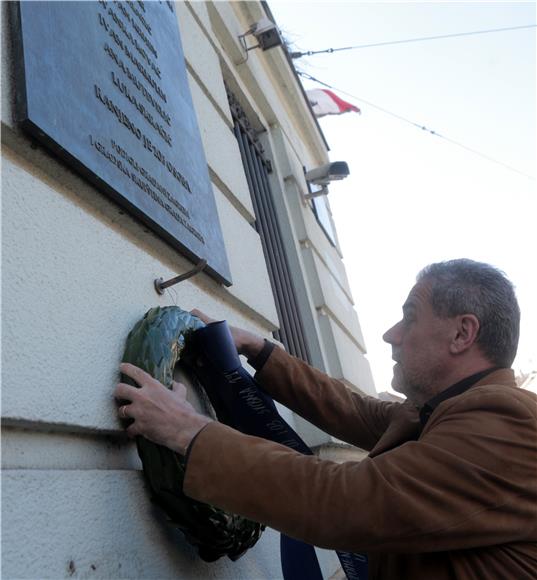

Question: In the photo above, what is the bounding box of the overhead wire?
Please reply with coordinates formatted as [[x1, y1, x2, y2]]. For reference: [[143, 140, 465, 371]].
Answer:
[[299, 72, 535, 181], [290, 24, 537, 58]]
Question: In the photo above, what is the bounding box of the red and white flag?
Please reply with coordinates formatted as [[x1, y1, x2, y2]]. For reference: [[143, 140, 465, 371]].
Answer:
[[306, 89, 360, 118]]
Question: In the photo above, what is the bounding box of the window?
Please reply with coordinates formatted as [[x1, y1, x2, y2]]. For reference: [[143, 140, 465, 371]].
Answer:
[[228, 89, 311, 363], [311, 196, 337, 247]]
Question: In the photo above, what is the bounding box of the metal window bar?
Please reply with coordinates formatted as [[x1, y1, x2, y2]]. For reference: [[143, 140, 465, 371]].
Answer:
[[230, 112, 311, 363]]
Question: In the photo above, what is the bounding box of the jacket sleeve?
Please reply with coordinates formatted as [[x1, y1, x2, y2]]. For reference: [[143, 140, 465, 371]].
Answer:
[[183, 388, 537, 554], [254, 345, 399, 451]]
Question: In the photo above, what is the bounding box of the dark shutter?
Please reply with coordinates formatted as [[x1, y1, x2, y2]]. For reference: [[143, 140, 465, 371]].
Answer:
[[228, 90, 311, 363]]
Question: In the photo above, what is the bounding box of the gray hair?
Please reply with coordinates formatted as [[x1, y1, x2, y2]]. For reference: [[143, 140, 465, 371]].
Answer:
[[417, 259, 520, 367]]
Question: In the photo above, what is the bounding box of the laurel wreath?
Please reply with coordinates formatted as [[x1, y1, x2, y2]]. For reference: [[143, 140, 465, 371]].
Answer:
[[121, 306, 263, 562]]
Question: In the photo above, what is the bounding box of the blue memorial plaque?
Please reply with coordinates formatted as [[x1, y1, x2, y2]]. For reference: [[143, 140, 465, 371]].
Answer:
[[13, 0, 231, 285]]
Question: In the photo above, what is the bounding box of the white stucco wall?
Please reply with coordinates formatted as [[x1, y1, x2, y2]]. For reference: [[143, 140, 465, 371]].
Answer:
[[2, 467, 287, 580], [2, 1, 373, 578]]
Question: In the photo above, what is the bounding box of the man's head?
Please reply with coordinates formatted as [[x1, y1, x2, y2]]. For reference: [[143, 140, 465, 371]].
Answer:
[[383, 259, 520, 405]]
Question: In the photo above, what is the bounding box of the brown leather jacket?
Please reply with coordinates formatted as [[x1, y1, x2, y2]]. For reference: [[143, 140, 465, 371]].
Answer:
[[184, 346, 537, 579]]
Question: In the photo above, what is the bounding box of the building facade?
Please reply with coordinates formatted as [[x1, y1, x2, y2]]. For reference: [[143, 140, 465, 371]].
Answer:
[[1, 1, 375, 578]]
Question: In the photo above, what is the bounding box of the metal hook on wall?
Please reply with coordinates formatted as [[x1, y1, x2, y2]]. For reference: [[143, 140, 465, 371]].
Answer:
[[154, 259, 207, 295]]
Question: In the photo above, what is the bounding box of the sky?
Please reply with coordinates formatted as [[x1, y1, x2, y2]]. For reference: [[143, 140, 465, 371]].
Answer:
[[268, 1, 536, 392]]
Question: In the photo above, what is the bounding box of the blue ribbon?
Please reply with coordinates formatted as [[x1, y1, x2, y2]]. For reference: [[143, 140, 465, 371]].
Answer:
[[189, 321, 368, 580]]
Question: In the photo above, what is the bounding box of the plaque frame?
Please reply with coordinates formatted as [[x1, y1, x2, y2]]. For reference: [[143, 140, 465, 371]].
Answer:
[[11, 1, 232, 286]]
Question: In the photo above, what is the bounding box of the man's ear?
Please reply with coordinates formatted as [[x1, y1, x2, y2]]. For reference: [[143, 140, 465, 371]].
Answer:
[[450, 314, 480, 354]]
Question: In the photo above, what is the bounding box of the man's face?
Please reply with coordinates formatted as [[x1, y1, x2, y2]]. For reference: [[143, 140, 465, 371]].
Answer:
[[383, 281, 455, 404]]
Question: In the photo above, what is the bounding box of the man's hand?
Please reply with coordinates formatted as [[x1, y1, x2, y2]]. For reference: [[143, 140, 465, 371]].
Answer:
[[115, 363, 212, 454], [191, 309, 265, 360]]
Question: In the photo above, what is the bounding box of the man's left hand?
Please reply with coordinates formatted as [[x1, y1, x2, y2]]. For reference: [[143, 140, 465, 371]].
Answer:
[[115, 363, 213, 454]]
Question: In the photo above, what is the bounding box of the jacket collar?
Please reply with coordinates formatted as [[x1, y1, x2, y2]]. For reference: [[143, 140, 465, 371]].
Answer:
[[419, 367, 500, 427], [369, 368, 516, 458]]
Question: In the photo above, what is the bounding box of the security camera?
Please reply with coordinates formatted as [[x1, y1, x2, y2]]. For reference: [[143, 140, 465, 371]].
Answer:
[[305, 162, 350, 186], [251, 18, 283, 51]]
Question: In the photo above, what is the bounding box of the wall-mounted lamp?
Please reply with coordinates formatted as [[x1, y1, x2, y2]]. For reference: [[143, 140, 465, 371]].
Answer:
[[305, 161, 350, 199], [238, 18, 283, 62]]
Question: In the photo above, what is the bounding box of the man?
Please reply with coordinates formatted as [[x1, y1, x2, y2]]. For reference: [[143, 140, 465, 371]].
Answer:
[[115, 259, 537, 579]]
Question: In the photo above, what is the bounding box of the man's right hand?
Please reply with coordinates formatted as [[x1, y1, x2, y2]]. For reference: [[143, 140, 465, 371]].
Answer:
[[190, 309, 265, 360]]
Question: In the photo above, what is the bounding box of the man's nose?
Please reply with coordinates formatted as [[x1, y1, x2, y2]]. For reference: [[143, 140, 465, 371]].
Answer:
[[383, 321, 401, 345]]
